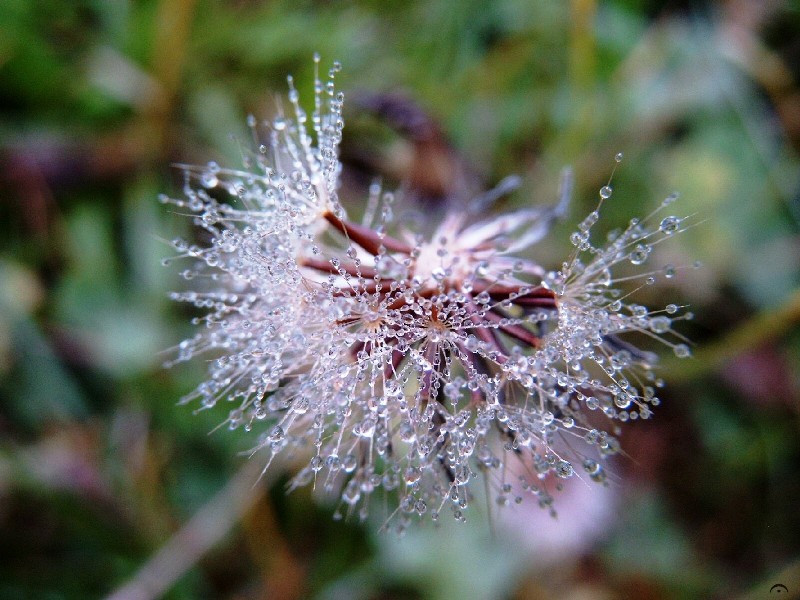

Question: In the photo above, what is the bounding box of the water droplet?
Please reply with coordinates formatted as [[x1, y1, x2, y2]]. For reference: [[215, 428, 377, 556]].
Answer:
[[342, 454, 357, 473], [599, 185, 613, 199], [201, 172, 218, 188], [268, 426, 284, 443], [342, 480, 361, 505], [649, 316, 671, 334], [356, 417, 376, 438], [659, 216, 681, 235], [404, 467, 421, 484], [629, 243, 651, 265], [556, 460, 574, 478], [292, 398, 309, 414], [673, 344, 691, 358], [583, 459, 607, 483], [579, 211, 599, 232], [614, 392, 631, 409], [614, 152, 623, 163]]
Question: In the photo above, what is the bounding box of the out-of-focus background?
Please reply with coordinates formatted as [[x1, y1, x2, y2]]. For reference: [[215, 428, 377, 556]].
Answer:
[[1, 1, 799, 599]]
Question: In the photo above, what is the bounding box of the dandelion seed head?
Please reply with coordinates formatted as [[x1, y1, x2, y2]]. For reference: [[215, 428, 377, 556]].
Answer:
[[164, 61, 694, 530]]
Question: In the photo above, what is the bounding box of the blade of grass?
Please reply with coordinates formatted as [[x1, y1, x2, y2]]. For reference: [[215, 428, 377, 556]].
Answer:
[[105, 459, 268, 600]]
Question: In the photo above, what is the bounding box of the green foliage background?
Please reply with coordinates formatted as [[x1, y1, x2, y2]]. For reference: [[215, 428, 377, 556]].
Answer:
[[1, 1, 799, 598]]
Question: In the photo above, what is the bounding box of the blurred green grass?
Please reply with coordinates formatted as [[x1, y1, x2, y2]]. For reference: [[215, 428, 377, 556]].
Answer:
[[2, 1, 799, 599]]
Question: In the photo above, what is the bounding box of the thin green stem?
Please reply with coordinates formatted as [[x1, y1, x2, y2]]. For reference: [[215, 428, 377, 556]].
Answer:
[[663, 288, 800, 383]]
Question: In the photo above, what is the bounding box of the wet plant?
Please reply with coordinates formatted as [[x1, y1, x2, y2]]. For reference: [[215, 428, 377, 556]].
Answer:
[[162, 56, 694, 531]]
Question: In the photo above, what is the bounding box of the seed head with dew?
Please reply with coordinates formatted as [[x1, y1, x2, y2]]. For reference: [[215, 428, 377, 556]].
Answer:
[[161, 58, 694, 532]]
